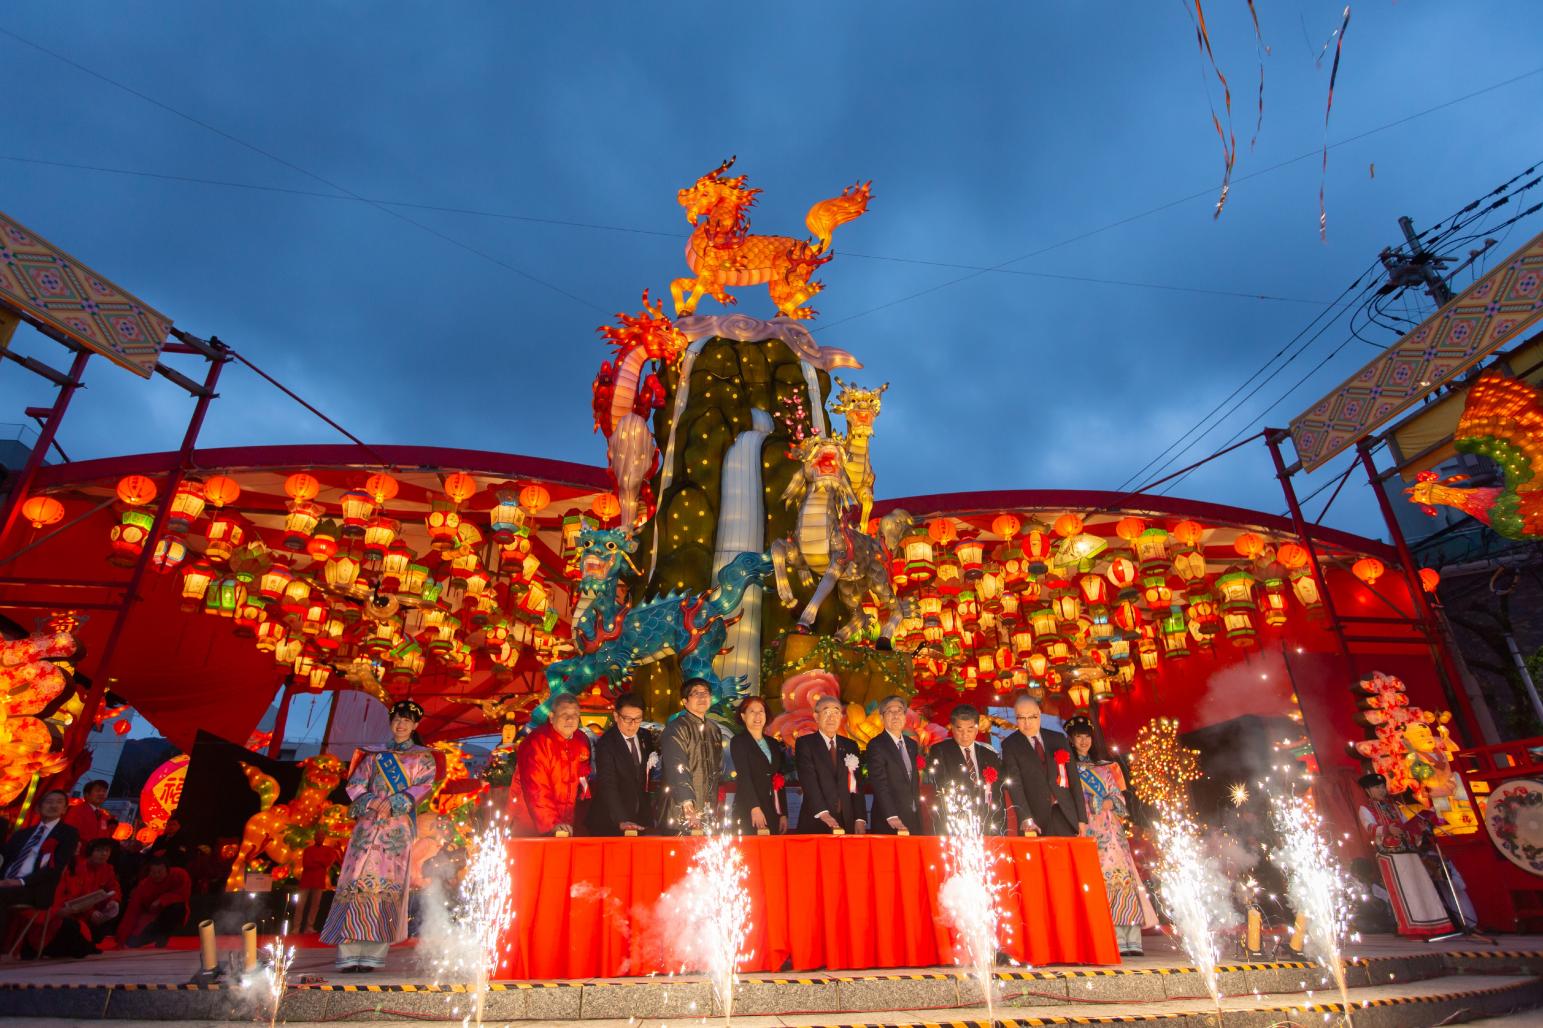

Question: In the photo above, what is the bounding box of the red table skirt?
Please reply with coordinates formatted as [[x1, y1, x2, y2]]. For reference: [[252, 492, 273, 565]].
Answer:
[[499, 835, 1120, 978]]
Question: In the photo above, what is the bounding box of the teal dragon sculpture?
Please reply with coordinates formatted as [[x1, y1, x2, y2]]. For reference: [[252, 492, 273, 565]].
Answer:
[[528, 528, 772, 725]]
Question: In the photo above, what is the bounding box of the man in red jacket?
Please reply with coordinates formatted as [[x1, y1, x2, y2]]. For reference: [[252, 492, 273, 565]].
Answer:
[[514, 695, 593, 835], [62, 781, 114, 846]]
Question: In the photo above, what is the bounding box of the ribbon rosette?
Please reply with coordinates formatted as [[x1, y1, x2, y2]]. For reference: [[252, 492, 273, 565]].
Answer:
[[1054, 749, 1071, 789], [844, 752, 859, 792], [982, 764, 998, 796], [772, 772, 786, 815]]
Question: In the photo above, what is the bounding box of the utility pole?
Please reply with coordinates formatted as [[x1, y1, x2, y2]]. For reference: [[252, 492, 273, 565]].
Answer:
[[1378, 215, 1454, 307]]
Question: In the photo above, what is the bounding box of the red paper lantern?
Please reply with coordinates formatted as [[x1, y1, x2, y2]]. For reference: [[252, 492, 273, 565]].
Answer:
[[116, 475, 158, 507], [1353, 557, 1385, 586], [1419, 567, 1440, 593], [364, 472, 399, 505], [203, 474, 241, 508], [1276, 541, 1309, 570], [443, 472, 478, 505], [284, 472, 321, 502], [20, 495, 64, 528]]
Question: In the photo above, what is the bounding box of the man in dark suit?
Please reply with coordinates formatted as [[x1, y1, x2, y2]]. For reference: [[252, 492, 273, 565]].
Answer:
[[586, 693, 656, 836], [865, 694, 923, 834], [928, 704, 1005, 834], [0, 788, 79, 941], [794, 695, 866, 834], [1001, 694, 1088, 837]]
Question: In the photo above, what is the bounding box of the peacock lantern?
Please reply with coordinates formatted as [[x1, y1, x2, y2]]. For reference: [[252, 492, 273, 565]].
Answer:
[[1407, 371, 1543, 540]]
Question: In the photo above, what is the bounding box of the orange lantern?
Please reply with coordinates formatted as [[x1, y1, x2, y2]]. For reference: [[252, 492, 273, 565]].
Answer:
[[1276, 541, 1309, 570], [1353, 557, 1385, 586], [1419, 567, 1441, 593], [518, 483, 551, 515], [284, 472, 321, 502], [1114, 516, 1146, 543], [135, 827, 158, 846], [116, 475, 158, 506], [1171, 520, 1204, 547], [306, 519, 341, 561], [926, 518, 957, 546], [991, 513, 1022, 539], [20, 495, 64, 528], [443, 472, 478, 505], [591, 493, 621, 523], [111, 822, 133, 842], [364, 472, 399, 505], [203, 474, 240, 508], [1052, 512, 1084, 539], [1233, 532, 1265, 559]]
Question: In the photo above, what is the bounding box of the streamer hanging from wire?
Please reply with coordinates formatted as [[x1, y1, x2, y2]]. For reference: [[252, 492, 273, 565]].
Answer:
[[1320, 5, 1352, 240], [1245, 0, 1269, 151], [1188, 0, 1237, 218]]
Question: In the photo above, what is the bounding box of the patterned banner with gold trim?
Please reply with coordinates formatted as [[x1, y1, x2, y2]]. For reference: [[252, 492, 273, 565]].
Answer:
[[0, 211, 171, 378], [1290, 229, 1543, 471]]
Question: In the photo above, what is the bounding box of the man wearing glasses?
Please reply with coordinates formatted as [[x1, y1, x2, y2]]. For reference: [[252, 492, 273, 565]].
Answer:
[[587, 693, 657, 836], [1001, 694, 1088, 838]]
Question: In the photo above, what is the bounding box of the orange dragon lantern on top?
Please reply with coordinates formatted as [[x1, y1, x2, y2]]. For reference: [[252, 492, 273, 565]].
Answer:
[[671, 157, 872, 320]]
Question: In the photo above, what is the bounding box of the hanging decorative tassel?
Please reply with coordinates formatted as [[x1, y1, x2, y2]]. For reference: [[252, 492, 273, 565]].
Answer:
[[1320, 5, 1352, 240], [1188, 0, 1238, 218], [1245, 0, 1269, 151]]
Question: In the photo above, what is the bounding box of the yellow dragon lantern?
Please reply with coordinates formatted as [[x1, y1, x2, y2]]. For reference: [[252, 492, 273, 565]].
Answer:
[[671, 157, 872, 320], [830, 378, 887, 531], [224, 754, 350, 891]]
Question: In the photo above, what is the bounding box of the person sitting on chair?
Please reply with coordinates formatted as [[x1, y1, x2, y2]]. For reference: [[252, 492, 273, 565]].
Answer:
[[0, 788, 78, 947]]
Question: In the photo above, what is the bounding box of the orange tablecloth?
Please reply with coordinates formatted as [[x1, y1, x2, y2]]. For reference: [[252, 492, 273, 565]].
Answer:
[[499, 835, 1119, 978]]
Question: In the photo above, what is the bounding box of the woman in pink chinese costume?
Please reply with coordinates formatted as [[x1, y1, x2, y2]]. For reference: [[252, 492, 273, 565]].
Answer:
[[320, 700, 438, 972]]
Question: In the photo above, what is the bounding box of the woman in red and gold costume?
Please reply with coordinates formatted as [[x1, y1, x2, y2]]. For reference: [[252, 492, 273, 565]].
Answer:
[[1356, 772, 1452, 937]]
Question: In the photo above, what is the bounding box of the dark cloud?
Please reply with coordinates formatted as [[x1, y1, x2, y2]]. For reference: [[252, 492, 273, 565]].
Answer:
[[2, 2, 1538, 540]]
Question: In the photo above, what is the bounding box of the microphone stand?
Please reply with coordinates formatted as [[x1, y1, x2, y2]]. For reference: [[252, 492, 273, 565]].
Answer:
[[1424, 832, 1493, 945]]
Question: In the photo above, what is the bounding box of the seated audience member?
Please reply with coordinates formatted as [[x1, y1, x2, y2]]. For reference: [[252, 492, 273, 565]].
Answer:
[[587, 693, 657, 836], [728, 695, 789, 835], [117, 855, 191, 948], [43, 838, 122, 958], [62, 780, 114, 845], [146, 817, 191, 868], [864, 695, 923, 835], [515, 695, 592, 836], [793, 695, 866, 834], [0, 788, 79, 944], [928, 704, 1005, 833]]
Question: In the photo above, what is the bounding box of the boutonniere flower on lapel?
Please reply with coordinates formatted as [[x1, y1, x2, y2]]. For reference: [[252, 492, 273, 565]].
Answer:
[[1054, 749, 1071, 789], [646, 751, 659, 771], [772, 772, 786, 815], [844, 752, 859, 791], [983, 765, 998, 785]]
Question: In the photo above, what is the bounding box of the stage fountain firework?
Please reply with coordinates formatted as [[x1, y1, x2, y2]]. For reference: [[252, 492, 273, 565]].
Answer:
[[1152, 809, 1235, 1026], [420, 813, 516, 1027], [937, 786, 1008, 1026], [656, 819, 753, 1024], [1269, 789, 1359, 1026]]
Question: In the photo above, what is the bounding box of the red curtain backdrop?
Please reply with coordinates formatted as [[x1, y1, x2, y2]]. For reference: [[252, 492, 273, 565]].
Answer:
[[500, 835, 1119, 978]]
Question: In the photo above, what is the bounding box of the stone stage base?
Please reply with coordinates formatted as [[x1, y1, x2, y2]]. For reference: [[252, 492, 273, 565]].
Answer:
[[0, 934, 1539, 1026]]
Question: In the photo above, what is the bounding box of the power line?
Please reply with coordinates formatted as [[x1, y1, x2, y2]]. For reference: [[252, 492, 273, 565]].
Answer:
[[0, 153, 1329, 307], [818, 63, 1543, 331], [0, 25, 611, 315]]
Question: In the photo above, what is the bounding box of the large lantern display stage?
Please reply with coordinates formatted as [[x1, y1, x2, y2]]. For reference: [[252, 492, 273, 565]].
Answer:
[[3, 165, 1535, 1017]]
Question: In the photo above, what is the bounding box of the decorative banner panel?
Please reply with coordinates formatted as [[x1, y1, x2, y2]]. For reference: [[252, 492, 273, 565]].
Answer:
[[1290, 229, 1543, 471], [0, 211, 171, 378]]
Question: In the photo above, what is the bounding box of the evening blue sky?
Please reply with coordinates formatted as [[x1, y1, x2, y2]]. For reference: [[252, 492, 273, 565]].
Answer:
[[3, 2, 1540, 543]]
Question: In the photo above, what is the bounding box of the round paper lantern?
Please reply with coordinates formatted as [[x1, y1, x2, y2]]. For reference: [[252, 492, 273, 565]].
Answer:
[[443, 472, 478, 505], [1171, 520, 1205, 547], [1233, 532, 1265, 559], [364, 472, 399, 505], [284, 472, 321, 502], [135, 827, 159, 846], [518, 483, 550, 515], [112, 823, 133, 842], [1114, 516, 1146, 543], [1353, 557, 1385, 586], [20, 495, 64, 528], [1276, 541, 1309, 569], [991, 513, 1022, 539], [927, 518, 957, 545], [1052, 512, 1084, 538], [116, 475, 158, 506], [591, 493, 621, 523], [203, 475, 240, 508], [139, 754, 190, 831], [1419, 567, 1441, 593]]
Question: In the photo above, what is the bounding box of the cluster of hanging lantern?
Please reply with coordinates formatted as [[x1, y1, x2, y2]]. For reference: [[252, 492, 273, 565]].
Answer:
[[90, 468, 616, 702], [880, 511, 1377, 710]]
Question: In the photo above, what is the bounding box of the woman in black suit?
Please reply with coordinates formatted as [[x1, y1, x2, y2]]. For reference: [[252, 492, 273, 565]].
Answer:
[[728, 696, 788, 834]]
